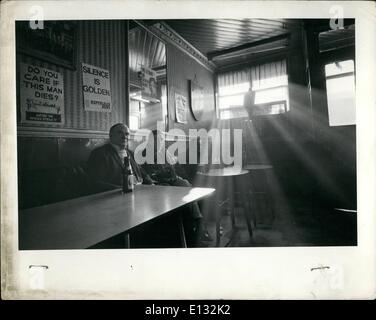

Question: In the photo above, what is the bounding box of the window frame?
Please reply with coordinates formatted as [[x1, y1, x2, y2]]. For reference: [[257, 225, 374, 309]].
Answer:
[[322, 56, 356, 127], [216, 59, 290, 120]]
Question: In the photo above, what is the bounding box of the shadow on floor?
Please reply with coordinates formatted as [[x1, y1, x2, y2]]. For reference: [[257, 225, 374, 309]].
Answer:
[[198, 199, 357, 248]]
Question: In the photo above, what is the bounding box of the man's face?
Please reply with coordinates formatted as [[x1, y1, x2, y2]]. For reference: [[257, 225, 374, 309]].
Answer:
[[110, 124, 130, 149]]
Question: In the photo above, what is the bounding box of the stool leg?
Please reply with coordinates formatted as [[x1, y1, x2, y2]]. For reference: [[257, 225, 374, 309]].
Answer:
[[216, 209, 221, 247], [178, 213, 187, 248], [265, 171, 275, 226], [229, 177, 235, 227], [124, 233, 131, 248], [249, 184, 258, 228], [240, 187, 253, 239], [214, 180, 223, 247]]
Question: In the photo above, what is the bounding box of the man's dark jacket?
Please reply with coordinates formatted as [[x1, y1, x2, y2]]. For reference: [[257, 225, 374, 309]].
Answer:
[[87, 143, 153, 193]]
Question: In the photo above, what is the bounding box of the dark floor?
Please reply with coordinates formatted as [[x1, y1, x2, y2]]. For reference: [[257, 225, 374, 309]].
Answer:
[[198, 197, 357, 248]]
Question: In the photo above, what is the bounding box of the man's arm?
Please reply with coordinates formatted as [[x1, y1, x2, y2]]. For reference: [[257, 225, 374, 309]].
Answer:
[[140, 165, 154, 185], [128, 150, 155, 185]]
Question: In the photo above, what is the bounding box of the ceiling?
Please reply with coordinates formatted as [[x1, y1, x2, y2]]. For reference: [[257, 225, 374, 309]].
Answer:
[[319, 25, 355, 52], [129, 26, 166, 88], [164, 19, 300, 69], [164, 19, 300, 55], [133, 19, 355, 71]]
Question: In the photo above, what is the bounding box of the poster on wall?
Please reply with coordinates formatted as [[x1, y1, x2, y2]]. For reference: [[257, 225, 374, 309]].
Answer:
[[139, 66, 157, 99], [175, 92, 188, 124], [82, 63, 112, 112], [19, 63, 65, 125]]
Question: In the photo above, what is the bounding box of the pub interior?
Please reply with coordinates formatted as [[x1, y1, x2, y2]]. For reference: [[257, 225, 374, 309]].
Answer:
[[16, 19, 357, 250]]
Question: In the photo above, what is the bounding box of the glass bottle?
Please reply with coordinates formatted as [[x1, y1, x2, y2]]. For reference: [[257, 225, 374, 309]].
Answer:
[[122, 153, 134, 193]]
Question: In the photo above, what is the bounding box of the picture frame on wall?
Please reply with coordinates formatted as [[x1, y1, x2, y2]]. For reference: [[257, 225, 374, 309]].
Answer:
[[16, 20, 77, 70], [175, 92, 188, 124], [189, 78, 205, 121]]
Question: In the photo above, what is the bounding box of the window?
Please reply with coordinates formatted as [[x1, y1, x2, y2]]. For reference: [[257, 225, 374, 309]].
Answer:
[[161, 83, 168, 124], [129, 114, 140, 130], [128, 82, 167, 131], [217, 81, 250, 120], [252, 74, 289, 117], [325, 60, 355, 126], [129, 97, 141, 130], [217, 59, 289, 120]]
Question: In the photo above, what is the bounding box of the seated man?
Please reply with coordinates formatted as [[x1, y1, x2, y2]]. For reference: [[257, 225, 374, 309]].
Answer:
[[140, 130, 213, 244], [87, 124, 203, 248], [87, 123, 153, 193]]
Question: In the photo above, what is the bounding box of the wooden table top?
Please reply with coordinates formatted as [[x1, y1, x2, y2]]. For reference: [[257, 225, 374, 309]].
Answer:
[[197, 167, 249, 177], [19, 185, 215, 250], [244, 164, 273, 170]]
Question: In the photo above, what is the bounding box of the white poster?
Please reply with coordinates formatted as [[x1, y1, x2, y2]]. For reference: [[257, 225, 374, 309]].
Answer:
[[20, 63, 64, 124], [82, 63, 112, 112], [140, 66, 157, 99], [175, 92, 187, 124]]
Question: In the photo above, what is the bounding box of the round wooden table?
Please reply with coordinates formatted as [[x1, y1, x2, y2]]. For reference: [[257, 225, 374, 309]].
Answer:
[[199, 167, 249, 177], [197, 167, 253, 247], [244, 164, 273, 171]]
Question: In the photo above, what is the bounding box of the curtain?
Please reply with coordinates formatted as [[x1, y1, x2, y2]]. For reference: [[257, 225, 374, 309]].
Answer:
[[217, 69, 250, 91], [216, 59, 288, 166], [251, 59, 286, 79], [218, 59, 287, 90]]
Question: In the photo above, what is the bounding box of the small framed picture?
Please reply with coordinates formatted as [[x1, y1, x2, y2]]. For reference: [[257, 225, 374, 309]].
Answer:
[[175, 92, 188, 124]]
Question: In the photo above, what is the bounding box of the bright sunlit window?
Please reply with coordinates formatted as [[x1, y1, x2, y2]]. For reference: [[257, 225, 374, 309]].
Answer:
[[218, 82, 250, 119], [217, 60, 289, 120], [129, 115, 140, 130], [129, 98, 141, 130], [252, 74, 289, 116], [325, 60, 356, 126]]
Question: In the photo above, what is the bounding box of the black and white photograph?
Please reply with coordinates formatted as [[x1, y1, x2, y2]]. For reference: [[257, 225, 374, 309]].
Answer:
[[16, 18, 357, 250], [1, 0, 375, 300]]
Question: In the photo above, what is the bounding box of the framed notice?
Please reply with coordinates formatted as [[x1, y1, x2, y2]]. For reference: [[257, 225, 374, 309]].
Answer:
[[16, 21, 77, 70], [189, 79, 205, 121], [175, 93, 187, 124], [139, 66, 158, 99], [82, 63, 112, 112], [19, 63, 65, 125]]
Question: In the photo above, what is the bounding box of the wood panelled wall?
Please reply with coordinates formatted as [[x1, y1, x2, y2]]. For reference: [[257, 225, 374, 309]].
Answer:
[[17, 20, 130, 195], [17, 20, 128, 135], [166, 44, 216, 133]]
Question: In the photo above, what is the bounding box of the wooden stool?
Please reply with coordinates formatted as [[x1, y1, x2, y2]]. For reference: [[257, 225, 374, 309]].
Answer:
[[197, 167, 253, 246]]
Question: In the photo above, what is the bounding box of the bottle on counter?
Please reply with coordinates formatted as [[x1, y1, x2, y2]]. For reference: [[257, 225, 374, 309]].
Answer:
[[122, 152, 134, 193]]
